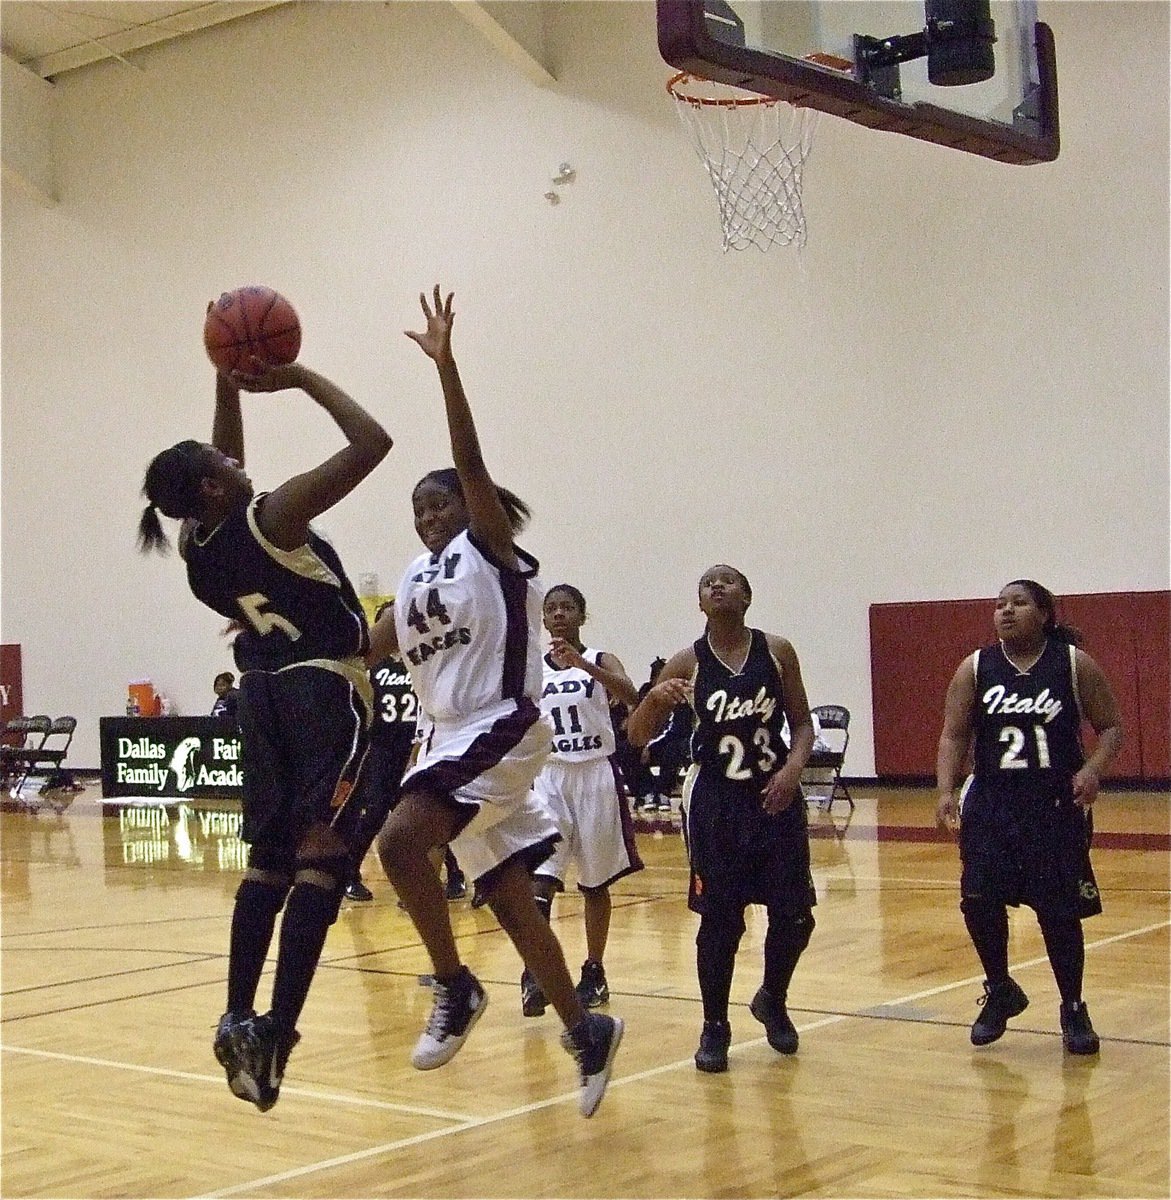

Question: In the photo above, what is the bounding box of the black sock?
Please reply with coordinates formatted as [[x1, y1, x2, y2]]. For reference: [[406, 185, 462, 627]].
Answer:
[[227, 878, 287, 1015], [696, 909, 745, 1024], [762, 910, 814, 1002], [961, 897, 1010, 984], [534, 893, 553, 923], [1037, 910, 1085, 1006], [268, 882, 337, 1034]]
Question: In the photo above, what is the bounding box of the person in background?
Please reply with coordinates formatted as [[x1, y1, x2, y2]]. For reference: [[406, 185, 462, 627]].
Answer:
[[368, 285, 623, 1117], [936, 578, 1122, 1055], [346, 601, 466, 903], [211, 671, 240, 721], [520, 583, 644, 1018], [137, 355, 391, 1111], [628, 564, 816, 1074]]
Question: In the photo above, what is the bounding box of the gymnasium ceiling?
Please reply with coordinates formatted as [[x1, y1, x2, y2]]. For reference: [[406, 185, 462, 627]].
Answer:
[[0, 1, 291, 79]]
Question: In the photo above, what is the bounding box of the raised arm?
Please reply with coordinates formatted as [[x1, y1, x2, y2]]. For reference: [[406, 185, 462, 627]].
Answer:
[[211, 371, 244, 464], [627, 648, 696, 747], [406, 287, 517, 566], [936, 655, 976, 831], [239, 362, 392, 552], [367, 603, 401, 666]]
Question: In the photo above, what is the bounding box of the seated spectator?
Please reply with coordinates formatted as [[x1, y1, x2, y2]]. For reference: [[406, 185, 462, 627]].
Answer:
[[210, 671, 240, 721]]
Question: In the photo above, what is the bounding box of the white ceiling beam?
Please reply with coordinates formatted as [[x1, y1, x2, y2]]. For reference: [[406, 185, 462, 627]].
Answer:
[[1, 53, 56, 205], [449, 1, 556, 86], [20, 1, 290, 80]]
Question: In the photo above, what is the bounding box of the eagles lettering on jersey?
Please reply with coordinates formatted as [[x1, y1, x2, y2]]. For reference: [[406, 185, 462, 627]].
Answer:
[[541, 648, 616, 761], [690, 629, 789, 790], [973, 640, 1085, 778], [183, 495, 368, 672], [395, 529, 544, 725]]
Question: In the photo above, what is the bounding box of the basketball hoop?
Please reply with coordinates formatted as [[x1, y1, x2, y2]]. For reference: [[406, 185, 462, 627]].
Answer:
[[667, 72, 819, 253]]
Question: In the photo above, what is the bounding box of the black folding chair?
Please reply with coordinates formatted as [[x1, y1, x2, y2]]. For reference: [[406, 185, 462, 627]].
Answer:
[[10, 716, 77, 795], [803, 704, 853, 812], [1, 715, 52, 793]]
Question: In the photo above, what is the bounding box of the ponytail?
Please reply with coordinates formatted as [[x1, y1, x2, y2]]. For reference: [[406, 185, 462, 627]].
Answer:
[[1005, 578, 1084, 647], [136, 439, 213, 556]]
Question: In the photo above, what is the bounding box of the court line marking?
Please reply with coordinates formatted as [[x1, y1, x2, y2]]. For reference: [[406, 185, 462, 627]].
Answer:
[[186, 915, 1171, 1200], [0, 1044, 476, 1122]]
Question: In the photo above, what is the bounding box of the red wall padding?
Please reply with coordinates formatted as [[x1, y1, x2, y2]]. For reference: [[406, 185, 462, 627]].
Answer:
[[870, 591, 1169, 782]]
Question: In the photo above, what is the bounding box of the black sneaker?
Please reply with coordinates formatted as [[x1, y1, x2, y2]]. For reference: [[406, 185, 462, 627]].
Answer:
[[345, 877, 373, 902], [412, 966, 488, 1069], [575, 959, 610, 1009], [749, 987, 798, 1054], [656, 795, 673, 812], [561, 1012, 624, 1117], [1060, 1001, 1100, 1055], [232, 1013, 300, 1112], [445, 874, 468, 901], [521, 967, 547, 1017], [470, 885, 489, 910], [971, 978, 1029, 1046], [213, 1009, 255, 1101], [694, 1020, 731, 1073]]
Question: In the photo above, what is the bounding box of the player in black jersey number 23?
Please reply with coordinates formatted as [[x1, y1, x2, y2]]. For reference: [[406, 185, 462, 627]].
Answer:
[[138, 357, 392, 1111], [628, 564, 817, 1075]]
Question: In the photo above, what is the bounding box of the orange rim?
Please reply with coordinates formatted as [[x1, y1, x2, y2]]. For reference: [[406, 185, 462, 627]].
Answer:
[[666, 71, 782, 109]]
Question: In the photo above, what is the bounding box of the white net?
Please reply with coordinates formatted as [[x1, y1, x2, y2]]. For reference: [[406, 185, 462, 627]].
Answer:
[[669, 73, 819, 253]]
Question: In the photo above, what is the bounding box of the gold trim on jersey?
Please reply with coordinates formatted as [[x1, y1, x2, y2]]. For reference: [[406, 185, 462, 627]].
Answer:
[[275, 657, 374, 714], [246, 501, 342, 588]]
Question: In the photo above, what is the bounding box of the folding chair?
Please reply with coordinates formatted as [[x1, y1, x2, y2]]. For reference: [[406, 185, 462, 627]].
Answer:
[[9, 716, 77, 796], [803, 704, 853, 812], [1, 715, 51, 793]]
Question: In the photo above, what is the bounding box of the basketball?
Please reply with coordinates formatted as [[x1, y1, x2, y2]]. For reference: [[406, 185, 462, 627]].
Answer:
[[203, 286, 302, 374]]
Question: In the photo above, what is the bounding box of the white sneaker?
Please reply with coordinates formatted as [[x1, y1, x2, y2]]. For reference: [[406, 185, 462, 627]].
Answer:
[[411, 967, 488, 1069], [561, 1012, 624, 1117]]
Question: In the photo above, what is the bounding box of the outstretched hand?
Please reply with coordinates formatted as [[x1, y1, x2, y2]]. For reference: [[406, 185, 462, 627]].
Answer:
[[405, 285, 455, 363]]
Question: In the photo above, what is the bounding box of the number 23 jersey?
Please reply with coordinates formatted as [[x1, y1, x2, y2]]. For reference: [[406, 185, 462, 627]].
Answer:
[[394, 529, 544, 726]]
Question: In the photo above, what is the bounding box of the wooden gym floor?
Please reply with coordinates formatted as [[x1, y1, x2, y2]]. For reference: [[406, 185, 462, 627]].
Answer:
[[1, 784, 1167, 1199]]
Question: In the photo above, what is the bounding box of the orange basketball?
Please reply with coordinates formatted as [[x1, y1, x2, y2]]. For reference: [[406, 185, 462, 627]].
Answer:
[[203, 286, 301, 374]]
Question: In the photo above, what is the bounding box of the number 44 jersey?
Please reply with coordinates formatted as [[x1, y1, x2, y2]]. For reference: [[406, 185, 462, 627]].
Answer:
[[394, 529, 545, 726]]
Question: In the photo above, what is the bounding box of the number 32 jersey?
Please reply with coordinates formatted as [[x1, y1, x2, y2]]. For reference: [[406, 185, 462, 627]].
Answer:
[[394, 529, 545, 726]]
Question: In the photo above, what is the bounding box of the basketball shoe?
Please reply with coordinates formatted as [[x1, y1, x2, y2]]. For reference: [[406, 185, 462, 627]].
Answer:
[[561, 1012, 624, 1117], [694, 1020, 731, 1072], [1060, 1000, 1100, 1054], [750, 987, 799, 1054], [971, 978, 1029, 1046], [213, 1009, 255, 1101], [232, 1012, 300, 1112], [412, 966, 488, 1068], [521, 967, 547, 1017], [575, 959, 609, 1009]]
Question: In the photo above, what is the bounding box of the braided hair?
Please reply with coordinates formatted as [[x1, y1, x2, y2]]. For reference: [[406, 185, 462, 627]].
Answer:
[[136, 440, 216, 554], [412, 468, 531, 533]]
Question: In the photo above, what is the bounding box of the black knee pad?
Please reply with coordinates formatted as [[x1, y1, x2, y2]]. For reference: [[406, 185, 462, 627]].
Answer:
[[236, 875, 291, 920], [293, 856, 349, 925], [696, 909, 747, 955]]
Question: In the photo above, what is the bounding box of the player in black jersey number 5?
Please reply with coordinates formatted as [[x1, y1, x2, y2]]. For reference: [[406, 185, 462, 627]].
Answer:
[[628, 564, 817, 1074], [936, 579, 1122, 1055], [138, 358, 392, 1110]]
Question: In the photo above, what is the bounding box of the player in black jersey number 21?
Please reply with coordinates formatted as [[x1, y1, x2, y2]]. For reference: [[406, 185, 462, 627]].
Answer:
[[937, 579, 1123, 1055], [138, 358, 392, 1111]]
